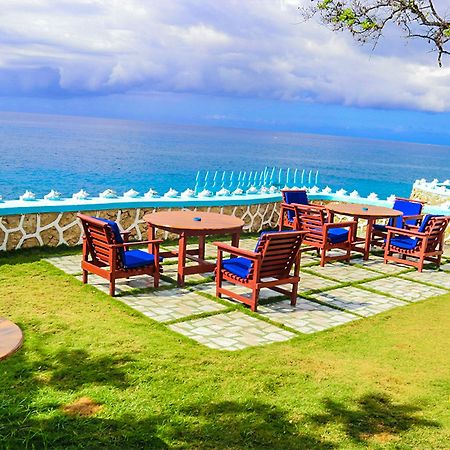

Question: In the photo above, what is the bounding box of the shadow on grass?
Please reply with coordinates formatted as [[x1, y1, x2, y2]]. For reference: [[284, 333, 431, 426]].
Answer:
[[309, 393, 440, 444]]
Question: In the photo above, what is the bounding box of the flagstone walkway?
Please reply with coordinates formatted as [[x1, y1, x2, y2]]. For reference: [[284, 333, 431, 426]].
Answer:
[[45, 237, 450, 351]]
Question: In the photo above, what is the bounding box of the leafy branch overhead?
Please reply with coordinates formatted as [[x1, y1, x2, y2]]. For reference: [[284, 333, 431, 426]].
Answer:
[[303, 0, 450, 66]]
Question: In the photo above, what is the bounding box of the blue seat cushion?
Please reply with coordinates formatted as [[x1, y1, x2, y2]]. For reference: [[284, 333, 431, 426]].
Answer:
[[222, 257, 253, 279], [389, 236, 418, 250], [327, 228, 349, 244], [122, 250, 161, 269]]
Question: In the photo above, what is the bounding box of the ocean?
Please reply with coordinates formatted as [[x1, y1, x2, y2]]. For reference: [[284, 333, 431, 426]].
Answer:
[[0, 112, 449, 201]]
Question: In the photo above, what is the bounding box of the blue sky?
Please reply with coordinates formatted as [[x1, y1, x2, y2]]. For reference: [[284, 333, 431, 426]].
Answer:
[[1, 0, 450, 145]]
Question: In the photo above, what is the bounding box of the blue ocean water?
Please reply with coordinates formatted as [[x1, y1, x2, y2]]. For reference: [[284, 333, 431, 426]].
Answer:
[[0, 112, 449, 200]]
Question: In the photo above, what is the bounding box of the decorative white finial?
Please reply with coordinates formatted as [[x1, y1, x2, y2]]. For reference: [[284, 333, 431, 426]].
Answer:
[[321, 186, 332, 194], [309, 186, 320, 194], [99, 189, 117, 199], [216, 187, 231, 196], [44, 189, 61, 201], [367, 192, 378, 200], [232, 187, 244, 196], [19, 190, 36, 201], [386, 194, 396, 202], [197, 189, 213, 198], [72, 189, 90, 200], [246, 186, 258, 195], [336, 188, 347, 196], [144, 188, 158, 198], [123, 189, 140, 198], [164, 188, 179, 198], [180, 188, 195, 198], [349, 190, 359, 198]]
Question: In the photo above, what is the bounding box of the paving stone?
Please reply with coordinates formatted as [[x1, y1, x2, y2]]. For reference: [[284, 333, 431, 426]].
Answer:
[[351, 256, 411, 274], [76, 274, 172, 295], [298, 272, 341, 293], [363, 277, 447, 302], [441, 262, 450, 271], [122, 288, 227, 322], [45, 254, 83, 275], [311, 286, 407, 317], [306, 262, 380, 282], [258, 299, 358, 333], [400, 270, 450, 290], [169, 311, 294, 350], [194, 281, 284, 302], [162, 264, 213, 284]]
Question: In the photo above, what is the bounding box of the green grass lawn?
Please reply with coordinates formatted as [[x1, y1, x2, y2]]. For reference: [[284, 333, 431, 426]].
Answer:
[[0, 247, 449, 449]]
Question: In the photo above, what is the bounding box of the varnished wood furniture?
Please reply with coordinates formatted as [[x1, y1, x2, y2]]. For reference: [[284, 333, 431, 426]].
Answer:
[[384, 215, 449, 272], [327, 203, 402, 260], [294, 204, 357, 266], [279, 189, 309, 230], [371, 197, 425, 247], [214, 231, 305, 312], [78, 214, 162, 296], [0, 318, 23, 360], [144, 211, 244, 287]]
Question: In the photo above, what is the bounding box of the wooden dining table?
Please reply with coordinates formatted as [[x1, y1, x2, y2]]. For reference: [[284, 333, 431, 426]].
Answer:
[[143, 211, 245, 287], [327, 203, 402, 260]]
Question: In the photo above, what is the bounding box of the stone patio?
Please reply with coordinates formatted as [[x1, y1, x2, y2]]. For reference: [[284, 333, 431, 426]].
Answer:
[[45, 237, 449, 351]]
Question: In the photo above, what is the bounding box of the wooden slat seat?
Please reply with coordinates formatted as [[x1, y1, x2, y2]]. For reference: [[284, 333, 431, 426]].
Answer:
[[384, 214, 449, 272], [214, 231, 306, 311], [293, 204, 357, 266], [78, 214, 163, 296]]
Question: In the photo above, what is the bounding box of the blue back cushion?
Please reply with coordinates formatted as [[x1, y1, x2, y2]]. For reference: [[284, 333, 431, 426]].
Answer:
[[391, 199, 423, 228], [96, 218, 124, 258], [417, 214, 434, 233], [284, 190, 308, 222]]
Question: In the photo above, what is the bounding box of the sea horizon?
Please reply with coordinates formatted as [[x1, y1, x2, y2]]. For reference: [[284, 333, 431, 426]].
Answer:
[[0, 110, 449, 201]]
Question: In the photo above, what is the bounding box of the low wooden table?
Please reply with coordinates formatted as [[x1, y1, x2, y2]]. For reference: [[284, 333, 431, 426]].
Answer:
[[327, 203, 402, 260], [0, 318, 23, 360], [143, 211, 245, 287]]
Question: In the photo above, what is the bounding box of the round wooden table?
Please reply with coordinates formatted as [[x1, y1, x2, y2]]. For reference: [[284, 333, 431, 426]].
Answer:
[[143, 211, 245, 286], [327, 203, 402, 260], [0, 318, 23, 360]]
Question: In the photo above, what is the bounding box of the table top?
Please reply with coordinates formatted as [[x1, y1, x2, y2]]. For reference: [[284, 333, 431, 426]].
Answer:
[[327, 203, 403, 219], [143, 211, 245, 232]]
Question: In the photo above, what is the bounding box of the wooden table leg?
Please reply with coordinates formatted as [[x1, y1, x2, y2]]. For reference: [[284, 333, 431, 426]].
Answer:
[[198, 235, 206, 260], [177, 233, 186, 287], [231, 232, 240, 248], [148, 225, 156, 254], [364, 219, 374, 260]]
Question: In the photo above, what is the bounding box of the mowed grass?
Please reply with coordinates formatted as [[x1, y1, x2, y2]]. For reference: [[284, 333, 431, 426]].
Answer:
[[0, 248, 449, 449]]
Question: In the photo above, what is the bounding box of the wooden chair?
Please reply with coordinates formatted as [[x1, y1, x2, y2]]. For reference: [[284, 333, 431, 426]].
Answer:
[[371, 197, 425, 247], [279, 189, 309, 230], [384, 214, 449, 272], [78, 214, 163, 296], [294, 204, 357, 266], [214, 231, 305, 311]]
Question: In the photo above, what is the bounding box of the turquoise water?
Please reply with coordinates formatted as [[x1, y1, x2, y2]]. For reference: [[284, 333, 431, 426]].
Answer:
[[0, 112, 449, 200]]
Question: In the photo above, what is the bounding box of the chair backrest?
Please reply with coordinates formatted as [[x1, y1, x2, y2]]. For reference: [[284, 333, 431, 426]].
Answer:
[[282, 189, 309, 222], [251, 231, 304, 279], [282, 189, 309, 205], [77, 214, 124, 267], [419, 215, 449, 252], [390, 197, 424, 228], [293, 204, 327, 244]]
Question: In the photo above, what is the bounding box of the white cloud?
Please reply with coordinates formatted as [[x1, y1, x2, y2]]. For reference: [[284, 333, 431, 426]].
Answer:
[[0, 0, 449, 111]]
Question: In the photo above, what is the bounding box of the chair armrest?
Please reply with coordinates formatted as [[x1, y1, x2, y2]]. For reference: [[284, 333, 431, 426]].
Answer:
[[213, 242, 261, 261], [385, 227, 427, 238], [111, 239, 163, 248], [402, 214, 423, 224]]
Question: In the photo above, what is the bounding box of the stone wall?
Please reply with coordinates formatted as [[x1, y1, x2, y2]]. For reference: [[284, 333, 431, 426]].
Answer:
[[411, 187, 450, 206], [0, 203, 281, 251]]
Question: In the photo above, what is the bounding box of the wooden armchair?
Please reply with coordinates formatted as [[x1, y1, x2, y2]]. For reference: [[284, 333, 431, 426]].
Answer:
[[384, 214, 449, 272], [371, 197, 425, 247], [214, 231, 305, 311], [294, 204, 357, 266], [78, 214, 163, 296], [279, 189, 309, 230]]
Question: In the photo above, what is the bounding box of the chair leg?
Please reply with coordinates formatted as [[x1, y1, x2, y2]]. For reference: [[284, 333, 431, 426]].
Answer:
[[320, 250, 326, 267], [153, 270, 159, 288], [82, 270, 88, 284], [290, 283, 298, 307], [109, 278, 116, 296], [250, 288, 260, 312], [216, 270, 223, 298]]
